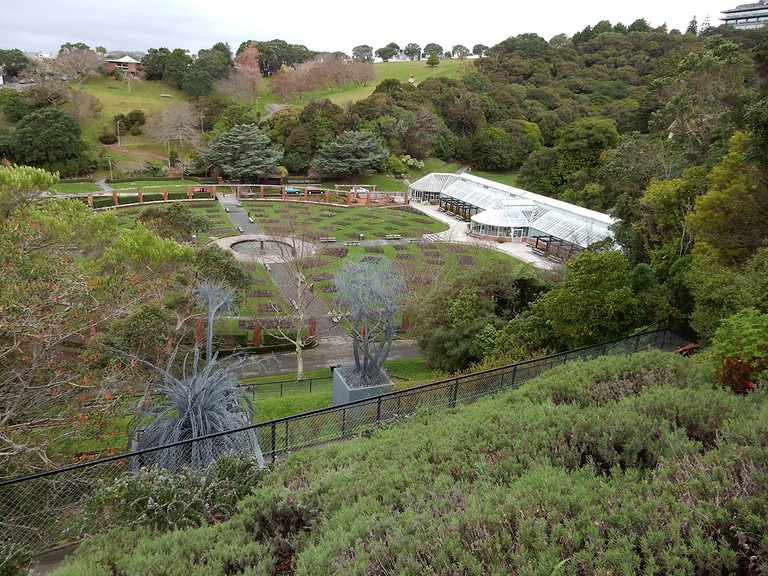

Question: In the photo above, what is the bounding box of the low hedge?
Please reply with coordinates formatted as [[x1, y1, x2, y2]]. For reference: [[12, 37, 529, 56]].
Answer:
[[107, 177, 202, 184]]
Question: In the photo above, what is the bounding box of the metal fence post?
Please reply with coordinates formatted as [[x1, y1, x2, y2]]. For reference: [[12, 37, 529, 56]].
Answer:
[[449, 379, 459, 408], [376, 397, 382, 422], [280, 382, 283, 398], [271, 422, 277, 463], [510, 364, 518, 389], [660, 329, 667, 351], [341, 408, 346, 437]]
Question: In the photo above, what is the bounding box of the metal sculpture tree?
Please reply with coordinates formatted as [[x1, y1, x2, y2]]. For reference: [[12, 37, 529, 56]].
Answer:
[[334, 257, 405, 387]]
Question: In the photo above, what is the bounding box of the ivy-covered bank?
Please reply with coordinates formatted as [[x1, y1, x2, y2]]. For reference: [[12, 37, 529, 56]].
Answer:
[[50, 351, 768, 576]]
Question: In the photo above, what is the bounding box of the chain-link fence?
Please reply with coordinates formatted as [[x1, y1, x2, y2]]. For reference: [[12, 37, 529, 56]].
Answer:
[[242, 375, 333, 401], [0, 328, 689, 554]]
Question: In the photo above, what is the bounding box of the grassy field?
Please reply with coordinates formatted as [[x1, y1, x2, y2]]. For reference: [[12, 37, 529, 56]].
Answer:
[[470, 170, 519, 186], [77, 76, 186, 141], [300, 59, 473, 107], [248, 357, 440, 421], [109, 179, 199, 189], [51, 181, 103, 193]]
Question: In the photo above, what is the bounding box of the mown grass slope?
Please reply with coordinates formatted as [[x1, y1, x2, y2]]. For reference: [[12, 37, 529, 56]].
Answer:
[[52, 351, 768, 575]]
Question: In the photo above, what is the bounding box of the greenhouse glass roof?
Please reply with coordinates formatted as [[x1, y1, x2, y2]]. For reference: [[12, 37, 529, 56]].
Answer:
[[410, 173, 615, 248]]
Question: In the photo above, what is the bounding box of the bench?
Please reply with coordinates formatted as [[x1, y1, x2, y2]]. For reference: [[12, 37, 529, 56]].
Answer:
[[385, 234, 402, 240], [408, 238, 420, 244], [345, 240, 360, 246], [531, 247, 545, 256], [319, 236, 337, 243]]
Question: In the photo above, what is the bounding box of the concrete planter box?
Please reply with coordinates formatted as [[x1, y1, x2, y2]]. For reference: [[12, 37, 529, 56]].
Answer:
[[332, 364, 393, 406]]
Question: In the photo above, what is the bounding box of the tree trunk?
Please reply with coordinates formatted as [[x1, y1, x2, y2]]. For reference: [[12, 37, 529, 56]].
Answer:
[[295, 340, 304, 381]]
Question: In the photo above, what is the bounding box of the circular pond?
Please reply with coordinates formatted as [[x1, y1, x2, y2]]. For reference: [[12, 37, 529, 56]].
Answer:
[[230, 239, 294, 258]]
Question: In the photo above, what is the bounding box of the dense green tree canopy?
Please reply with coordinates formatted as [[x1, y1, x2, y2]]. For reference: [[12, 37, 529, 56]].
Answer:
[[529, 250, 640, 349], [136, 202, 209, 241], [375, 44, 399, 61], [310, 130, 388, 179], [0, 48, 29, 76], [10, 107, 86, 173], [204, 124, 283, 181], [403, 43, 421, 60], [0, 164, 59, 218], [352, 45, 373, 63]]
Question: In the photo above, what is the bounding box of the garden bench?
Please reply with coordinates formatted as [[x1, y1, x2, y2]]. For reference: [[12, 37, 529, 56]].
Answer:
[[319, 236, 337, 243], [345, 240, 360, 246], [385, 234, 402, 240]]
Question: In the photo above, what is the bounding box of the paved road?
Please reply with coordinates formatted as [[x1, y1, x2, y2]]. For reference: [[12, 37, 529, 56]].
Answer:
[[237, 335, 422, 379]]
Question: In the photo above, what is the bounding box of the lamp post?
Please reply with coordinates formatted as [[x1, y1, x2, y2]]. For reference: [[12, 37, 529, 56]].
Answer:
[[116, 119, 121, 147], [107, 156, 113, 180]]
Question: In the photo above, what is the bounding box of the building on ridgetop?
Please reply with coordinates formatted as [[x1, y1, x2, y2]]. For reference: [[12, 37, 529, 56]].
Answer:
[[105, 56, 141, 75], [721, 0, 768, 29]]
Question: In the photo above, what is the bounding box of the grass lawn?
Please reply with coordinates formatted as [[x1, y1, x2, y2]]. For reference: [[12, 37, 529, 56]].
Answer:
[[51, 181, 103, 193], [304, 59, 472, 107], [248, 357, 439, 421], [470, 170, 519, 186], [109, 179, 199, 189], [77, 76, 185, 141]]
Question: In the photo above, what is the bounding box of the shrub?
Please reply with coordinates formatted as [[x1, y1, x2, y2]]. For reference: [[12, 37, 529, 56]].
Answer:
[[517, 351, 702, 407], [97, 128, 118, 145], [0, 540, 30, 576], [78, 452, 266, 534], [710, 308, 768, 394]]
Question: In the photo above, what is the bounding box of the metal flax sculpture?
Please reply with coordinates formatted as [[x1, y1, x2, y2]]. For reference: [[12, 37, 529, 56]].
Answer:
[[334, 257, 405, 387], [128, 280, 265, 472]]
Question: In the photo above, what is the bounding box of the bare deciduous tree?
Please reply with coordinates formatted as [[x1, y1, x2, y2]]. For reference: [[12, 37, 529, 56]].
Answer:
[[216, 42, 264, 102], [349, 59, 375, 88], [146, 103, 201, 153], [55, 48, 104, 84], [65, 88, 103, 122]]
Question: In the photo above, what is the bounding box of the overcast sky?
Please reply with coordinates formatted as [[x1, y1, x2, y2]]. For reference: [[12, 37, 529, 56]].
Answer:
[[3, 0, 735, 57]]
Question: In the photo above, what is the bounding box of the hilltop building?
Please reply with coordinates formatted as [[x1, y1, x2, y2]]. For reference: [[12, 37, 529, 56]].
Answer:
[[408, 172, 614, 262], [721, 0, 768, 28], [105, 56, 141, 75]]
